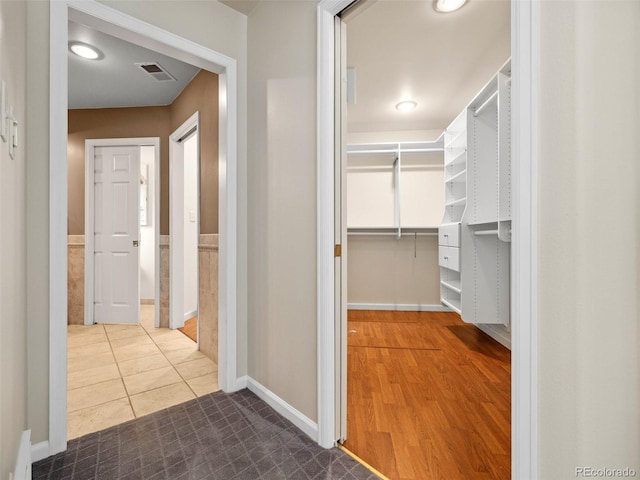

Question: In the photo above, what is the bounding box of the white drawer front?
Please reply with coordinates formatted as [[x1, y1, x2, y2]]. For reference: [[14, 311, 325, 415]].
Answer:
[[439, 246, 460, 272], [439, 223, 461, 247]]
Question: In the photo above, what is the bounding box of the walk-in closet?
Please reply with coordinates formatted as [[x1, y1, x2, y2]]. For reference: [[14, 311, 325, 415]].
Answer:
[[341, 0, 512, 478]]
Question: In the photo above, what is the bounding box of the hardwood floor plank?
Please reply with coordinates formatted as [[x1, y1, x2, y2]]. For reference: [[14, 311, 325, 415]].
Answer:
[[343, 310, 510, 480]]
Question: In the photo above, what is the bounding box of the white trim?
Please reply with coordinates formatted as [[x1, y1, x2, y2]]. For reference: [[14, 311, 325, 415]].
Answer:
[[50, 0, 241, 457], [14, 430, 32, 480], [476, 324, 512, 350], [317, 0, 539, 472], [247, 377, 319, 442], [84, 138, 160, 327], [512, 0, 539, 477], [347, 303, 450, 312], [234, 375, 248, 391], [31, 441, 50, 464], [170, 111, 199, 331], [184, 309, 198, 322]]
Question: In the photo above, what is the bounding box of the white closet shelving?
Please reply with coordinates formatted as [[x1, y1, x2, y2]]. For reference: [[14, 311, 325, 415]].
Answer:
[[347, 140, 444, 238], [439, 59, 512, 332]]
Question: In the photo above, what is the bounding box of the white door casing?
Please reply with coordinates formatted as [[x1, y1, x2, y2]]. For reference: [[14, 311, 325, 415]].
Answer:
[[51, 1, 240, 457], [93, 145, 141, 324]]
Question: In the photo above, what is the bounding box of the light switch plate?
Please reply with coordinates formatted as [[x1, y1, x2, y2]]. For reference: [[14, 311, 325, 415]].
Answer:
[[0, 80, 6, 142]]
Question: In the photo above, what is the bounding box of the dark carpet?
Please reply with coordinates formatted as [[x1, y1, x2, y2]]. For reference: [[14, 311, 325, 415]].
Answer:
[[32, 389, 378, 480]]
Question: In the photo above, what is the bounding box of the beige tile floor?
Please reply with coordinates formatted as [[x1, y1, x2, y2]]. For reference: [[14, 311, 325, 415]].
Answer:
[[67, 305, 219, 439]]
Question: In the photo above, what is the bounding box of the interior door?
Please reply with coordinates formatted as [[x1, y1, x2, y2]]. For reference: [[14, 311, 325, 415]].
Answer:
[[335, 15, 348, 443], [93, 145, 141, 324]]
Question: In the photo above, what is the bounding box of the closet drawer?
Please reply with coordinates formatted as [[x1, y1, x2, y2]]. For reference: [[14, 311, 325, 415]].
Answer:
[[439, 246, 460, 272], [439, 223, 461, 247]]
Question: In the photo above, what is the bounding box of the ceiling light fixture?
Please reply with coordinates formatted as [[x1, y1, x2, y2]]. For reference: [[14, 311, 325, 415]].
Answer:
[[396, 100, 417, 112], [68, 41, 103, 60], [433, 0, 468, 13]]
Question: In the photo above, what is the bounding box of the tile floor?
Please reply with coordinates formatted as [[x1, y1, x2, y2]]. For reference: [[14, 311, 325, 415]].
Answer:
[[67, 305, 219, 439], [34, 390, 379, 480]]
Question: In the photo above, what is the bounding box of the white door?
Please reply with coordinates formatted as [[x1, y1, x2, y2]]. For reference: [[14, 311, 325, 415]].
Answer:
[[93, 145, 141, 324], [335, 15, 348, 443]]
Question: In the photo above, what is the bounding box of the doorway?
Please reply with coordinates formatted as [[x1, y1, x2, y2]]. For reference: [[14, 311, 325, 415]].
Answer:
[[170, 112, 200, 339], [49, 0, 240, 455], [317, 0, 540, 477]]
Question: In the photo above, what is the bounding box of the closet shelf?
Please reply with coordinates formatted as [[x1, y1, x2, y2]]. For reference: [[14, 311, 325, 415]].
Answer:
[[445, 149, 466, 167], [441, 280, 462, 294], [441, 298, 461, 315], [445, 170, 466, 184], [445, 129, 466, 149], [467, 220, 498, 227], [445, 197, 467, 207]]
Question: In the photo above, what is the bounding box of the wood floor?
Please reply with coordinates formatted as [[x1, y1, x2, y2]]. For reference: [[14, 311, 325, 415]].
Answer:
[[343, 310, 511, 480], [178, 316, 198, 342]]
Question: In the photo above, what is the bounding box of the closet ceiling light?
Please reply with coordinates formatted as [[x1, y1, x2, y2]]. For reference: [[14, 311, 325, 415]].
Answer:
[[396, 100, 417, 112], [433, 0, 468, 13], [69, 41, 103, 60]]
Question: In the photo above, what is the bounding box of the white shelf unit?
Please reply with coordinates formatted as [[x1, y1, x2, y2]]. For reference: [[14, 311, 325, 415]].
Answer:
[[347, 140, 445, 238], [460, 60, 512, 327]]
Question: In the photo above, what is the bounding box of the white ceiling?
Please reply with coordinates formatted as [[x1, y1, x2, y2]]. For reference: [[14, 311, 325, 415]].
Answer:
[[346, 0, 510, 133], [68, 20, 200, 109]]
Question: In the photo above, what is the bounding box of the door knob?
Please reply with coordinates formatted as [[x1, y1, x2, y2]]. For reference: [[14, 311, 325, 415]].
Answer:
[[133, 240, 139, 247]]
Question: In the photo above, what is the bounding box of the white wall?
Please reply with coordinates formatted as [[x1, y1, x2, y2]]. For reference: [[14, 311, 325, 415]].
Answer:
[[247, 0, 318, 422], [139, 146, 155, 301], [0, 1, 28, 478], [538, 1, 640, 476], [183, 135, 198, 318], [26, 0, 247, 447]]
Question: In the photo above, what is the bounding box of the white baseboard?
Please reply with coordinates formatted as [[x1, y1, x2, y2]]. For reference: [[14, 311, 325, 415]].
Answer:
[[14, 430, 32, 480], [184, 309, 198, 322], [31, 440, 50, 463], [476, 324, 512, 350], [246, 377, 318, 442], [348, 303, 450, 312]]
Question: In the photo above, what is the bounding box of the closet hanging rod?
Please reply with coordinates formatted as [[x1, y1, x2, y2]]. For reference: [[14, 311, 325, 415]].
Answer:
[[347, 232, 438, 237], [473, 90, 499, 117], [474, 230, 499, 236], [347, 148, 443, 155]]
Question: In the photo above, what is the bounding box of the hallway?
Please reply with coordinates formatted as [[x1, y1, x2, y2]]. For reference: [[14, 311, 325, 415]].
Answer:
[[343, 310, 511, 480], [67, 305, 218, 439]]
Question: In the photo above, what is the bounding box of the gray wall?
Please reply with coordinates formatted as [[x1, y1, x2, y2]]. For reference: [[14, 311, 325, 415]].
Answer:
[[0, 1, 27, 478]]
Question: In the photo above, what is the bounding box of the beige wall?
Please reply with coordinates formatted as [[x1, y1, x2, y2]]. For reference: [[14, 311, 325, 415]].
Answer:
[[170, 70, 219, 234], [0, 1, 27, 478], [67, 70, 219, 236], [348, 236, 441, 306], [27, 0, 247, 447], [247, 0, 318, 421], [538, 1, 640, 476], [68, 106, 171, 233]]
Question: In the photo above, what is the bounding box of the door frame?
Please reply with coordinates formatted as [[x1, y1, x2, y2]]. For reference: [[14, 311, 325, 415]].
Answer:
[[169, 112, 200, 331], [316, 1, 540, 478], [50, 0, 240, 455], [84, 138, 160, 328]]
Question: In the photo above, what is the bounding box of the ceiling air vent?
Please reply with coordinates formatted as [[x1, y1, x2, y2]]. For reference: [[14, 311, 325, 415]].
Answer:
[[135, 62, 176, 82]]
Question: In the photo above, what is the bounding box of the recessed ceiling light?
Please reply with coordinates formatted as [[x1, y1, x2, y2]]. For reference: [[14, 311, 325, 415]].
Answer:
[[396, 100, 417, 112], [68, 41, 103, 60], [433, 0, 468, 13]]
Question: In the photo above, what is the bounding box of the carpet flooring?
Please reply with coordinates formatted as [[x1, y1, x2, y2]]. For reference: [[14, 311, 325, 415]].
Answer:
[[32, 389, 378, 480]]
